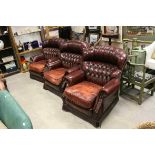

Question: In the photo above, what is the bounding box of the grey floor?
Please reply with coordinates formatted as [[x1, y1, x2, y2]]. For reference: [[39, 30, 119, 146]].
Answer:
[[5, 72, 155, 129]]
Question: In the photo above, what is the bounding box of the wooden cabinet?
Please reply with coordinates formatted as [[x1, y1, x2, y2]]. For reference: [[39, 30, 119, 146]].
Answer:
[[10, 26, 44, 72], [0, 26, 20, 77]]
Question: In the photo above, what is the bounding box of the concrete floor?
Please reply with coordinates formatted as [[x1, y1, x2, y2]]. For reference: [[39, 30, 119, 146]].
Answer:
[[4, 72, 155, 129]]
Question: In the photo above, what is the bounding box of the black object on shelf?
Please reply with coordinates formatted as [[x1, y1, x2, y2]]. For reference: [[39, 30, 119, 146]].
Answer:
[[23, 42, 29, 50], [5, 66, 17, 73], [0, 26, 19, 76], [59, 26, 72, 40], [31, 40, 39, 49]]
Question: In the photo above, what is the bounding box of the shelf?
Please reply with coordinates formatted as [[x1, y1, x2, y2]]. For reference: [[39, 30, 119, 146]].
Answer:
[[17, 47, 42, 55], [14, 29, 41, 37], [0, 59, 15, 65], [0, 33, 9, 37], [3, 69, 20, 77], [0, 46, 12, 52]]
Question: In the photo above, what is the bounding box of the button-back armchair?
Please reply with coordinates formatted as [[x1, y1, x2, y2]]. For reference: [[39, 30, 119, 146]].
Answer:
[[29, 38, 65, 82], [43, 40, 90, 96], [62, 46, 127, 127]]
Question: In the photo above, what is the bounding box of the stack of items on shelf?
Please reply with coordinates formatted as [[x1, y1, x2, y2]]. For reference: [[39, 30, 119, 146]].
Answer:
[[0, 26, 19, 76], [17, 40, 41, 53]]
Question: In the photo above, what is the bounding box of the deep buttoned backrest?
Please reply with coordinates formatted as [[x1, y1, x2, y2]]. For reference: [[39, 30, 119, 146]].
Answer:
[[42, 38, 65, 60], [82, 46, 127, 86], [60, 40, 90, 68]]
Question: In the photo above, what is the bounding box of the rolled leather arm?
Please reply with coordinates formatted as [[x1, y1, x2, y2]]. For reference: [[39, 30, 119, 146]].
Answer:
[[31, 54, 45, 62], [66, 65, 80, 74], [46, 58, 62, 70], [102, 79, 120, 95], [111, 70, 122, 78], [65, 70, 85, 86]]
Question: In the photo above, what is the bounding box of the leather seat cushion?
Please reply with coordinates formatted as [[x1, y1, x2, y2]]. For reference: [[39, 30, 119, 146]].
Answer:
[[64, 81, 102, 109], [29, 60, 46, 73], [44, 68, 66, 85]]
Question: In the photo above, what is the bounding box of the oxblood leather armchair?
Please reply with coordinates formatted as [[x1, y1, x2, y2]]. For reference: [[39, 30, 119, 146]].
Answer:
[[43, 40, 90, 96], [29, 38, 65, 82], [62, 46, 127, 127]]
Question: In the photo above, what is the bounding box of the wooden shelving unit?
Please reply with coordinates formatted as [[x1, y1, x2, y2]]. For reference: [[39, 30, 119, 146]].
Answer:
[[13, 29, 41, 36], [17, 47, 42, 55], [0, 46, 12, 52], [3, 69, 20, 77], [0, 59, 15, 65], [10, 26, 43, 73], [0, 26, 20, 77]]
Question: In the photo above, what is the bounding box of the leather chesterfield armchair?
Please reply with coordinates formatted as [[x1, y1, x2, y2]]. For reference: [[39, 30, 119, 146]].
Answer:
[[62, 46, 127, 127], [29, 38, 65, 82], [43, 40, 90, 96]]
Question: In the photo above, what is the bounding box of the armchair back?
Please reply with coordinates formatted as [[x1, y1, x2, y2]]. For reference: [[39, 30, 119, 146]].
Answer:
[[82, 46, 127, 86], [60, 40, 89, 68], [42, 38, 65, 60]]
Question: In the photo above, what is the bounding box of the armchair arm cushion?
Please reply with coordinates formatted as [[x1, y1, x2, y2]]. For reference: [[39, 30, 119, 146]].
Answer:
[[102, 79, 120, 95], [66, 66, 81, 74], [31, 54, 45, 62], [46, 58, 62, 70], [65, 70, 85, 86]]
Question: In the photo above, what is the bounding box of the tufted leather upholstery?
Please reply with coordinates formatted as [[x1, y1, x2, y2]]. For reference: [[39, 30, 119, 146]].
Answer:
[[43, 40, 90, 95], [42, 38, 65, 61], [61, 53, 82, 68], [62, 45, 127, 127], [83, 46, 126, 69], [60, 40, 89, 68], [29, 38, 65, 82], [81, 46, 127, 86], [83, 61, 118, 86], [42, 37, 65, 49], [43, 48, 60, 60]]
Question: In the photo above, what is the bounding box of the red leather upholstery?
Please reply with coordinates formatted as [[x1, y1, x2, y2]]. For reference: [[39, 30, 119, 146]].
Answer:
[[30, 38, 65, 72], [64, 81, 102, 109], [83, 45, 126, 69], [102, 79, 120, 95], [82, 61, 119, 86], [44, 40, 89, 95], [44, 68, 66, 85], [42, 38, 65, 49], [62, 45, 127, 127], [43, 48, 60, 60], [29, 38, 65, 82], [66, 66, 80, 74], [29, 60, 46, 73], [65, 70, 85, 86], [61, 53, 82, 68]]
